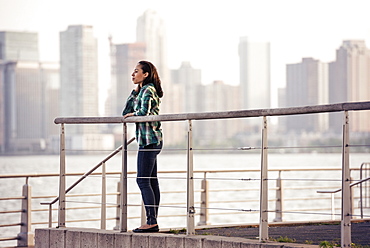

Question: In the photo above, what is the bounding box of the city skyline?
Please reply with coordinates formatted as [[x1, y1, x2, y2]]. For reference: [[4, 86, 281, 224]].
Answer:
[[1, 0, 370, 112]]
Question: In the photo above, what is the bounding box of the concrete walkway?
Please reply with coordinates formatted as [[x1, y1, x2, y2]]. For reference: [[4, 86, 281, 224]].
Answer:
[[194, 220, 370, 246]]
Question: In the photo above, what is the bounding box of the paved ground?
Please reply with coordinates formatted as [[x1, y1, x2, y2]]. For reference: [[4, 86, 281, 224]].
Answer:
[[190, 221, 370, 246]]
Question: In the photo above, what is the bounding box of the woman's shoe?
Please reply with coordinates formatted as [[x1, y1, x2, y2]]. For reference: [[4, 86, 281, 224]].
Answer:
[[133, 225, 159, 233]]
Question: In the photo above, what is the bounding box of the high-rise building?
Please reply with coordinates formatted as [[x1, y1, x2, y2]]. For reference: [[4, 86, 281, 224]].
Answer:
[[286, 58, 329, 133], [0, 30, 59, 154], [198, 80, 242, 146], [59, 25, 114, 151], [136, 9, 168, 81], [0, 62, 5, 152], [0, 31, 39, 61], [107, 40, 146, 117], [59, 25, 99, 134], [0, 61, 60, 153], [171, 61, 202, 113], [238, 37, 271, 110], [136, 9, 174, 114], [136, 10, 184, 146], [329, 40, 370, 133]]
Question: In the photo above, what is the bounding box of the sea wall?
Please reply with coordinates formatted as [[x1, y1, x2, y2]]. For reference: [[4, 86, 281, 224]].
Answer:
[[34, 228, 317, 248]]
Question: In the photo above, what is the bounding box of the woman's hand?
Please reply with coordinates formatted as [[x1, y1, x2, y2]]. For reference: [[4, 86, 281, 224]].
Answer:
[[123, 113, 134, 118]]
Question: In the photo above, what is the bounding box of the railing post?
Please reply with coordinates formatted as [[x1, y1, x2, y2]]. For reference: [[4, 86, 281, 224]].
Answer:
[[120, 123, 128, 232], [17, 178, 34, 247], [341, 111, 351, 247], [198, 172, 209, 226], [187, 120, 195, 235], [331, 194, 335, 220], [101, 162, 106, 229], [114, 181, 121, 230], [48, 204, 52, 228], [58, 123, 66, 228], [259, 116, 269, 242], [350, 176, 354, 219], [360, 163, 364, 219], [273, 170, 283, 222]]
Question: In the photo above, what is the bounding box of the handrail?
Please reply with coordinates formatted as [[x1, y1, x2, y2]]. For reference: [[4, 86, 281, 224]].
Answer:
[[41, 137, 135, 206], [54, 101, 370, 124], [317, 175, 370, 194], [1, 167, 350, 180], [350, 176, 370, 188]]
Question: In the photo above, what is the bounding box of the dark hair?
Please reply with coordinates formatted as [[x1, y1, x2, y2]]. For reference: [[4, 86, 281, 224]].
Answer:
[[138, 60, 163, 98]]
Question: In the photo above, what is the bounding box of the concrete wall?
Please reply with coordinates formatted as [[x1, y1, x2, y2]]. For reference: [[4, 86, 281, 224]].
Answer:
[[35, 228, 318, 248]]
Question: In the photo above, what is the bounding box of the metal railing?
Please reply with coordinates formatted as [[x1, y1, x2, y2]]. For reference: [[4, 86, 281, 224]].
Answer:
[[1, 101, 370, 247], [1, 167, 369, 247], [40, 137, 135, 228], [360, 163, 370, 218], [52, 101, 370, 247]]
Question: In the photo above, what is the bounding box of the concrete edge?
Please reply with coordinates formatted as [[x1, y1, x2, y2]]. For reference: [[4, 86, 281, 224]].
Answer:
[[34, 228, 319, 248]]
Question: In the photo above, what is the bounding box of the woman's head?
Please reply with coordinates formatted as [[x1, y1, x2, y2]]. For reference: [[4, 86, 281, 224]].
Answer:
[[138, 60, 163, 98]]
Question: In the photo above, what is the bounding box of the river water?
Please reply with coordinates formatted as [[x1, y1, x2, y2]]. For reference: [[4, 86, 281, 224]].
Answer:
[[0, 152, 369, 246]]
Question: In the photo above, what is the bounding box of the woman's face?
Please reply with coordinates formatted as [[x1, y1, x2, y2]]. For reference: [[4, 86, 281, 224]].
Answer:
[[132, 64, 148, 86]]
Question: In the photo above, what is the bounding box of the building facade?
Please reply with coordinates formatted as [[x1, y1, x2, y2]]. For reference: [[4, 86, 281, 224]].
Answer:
[[59, 25, 99, 134], [107, 40, 146, 117], [0, 31, 39, 61], [238, 37, 271, 132], [198, 80, 243, 147], [0, 61, 60, 153], [238, 37, 271, 110], [0, 31, 60, 154], [329, 40, 370, 133], [59, 25, 114, 151], [136, 9, 169, 82], [286, 58, 329, 133], [136, 10, 185, 146], [171, 61, 202, 113]]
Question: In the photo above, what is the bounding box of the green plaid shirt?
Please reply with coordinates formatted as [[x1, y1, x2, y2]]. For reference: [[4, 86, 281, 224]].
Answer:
[[122, 83, 163, 147]]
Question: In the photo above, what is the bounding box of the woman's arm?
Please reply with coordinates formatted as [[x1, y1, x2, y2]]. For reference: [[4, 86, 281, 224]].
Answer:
[[122, 90, 139, 116]]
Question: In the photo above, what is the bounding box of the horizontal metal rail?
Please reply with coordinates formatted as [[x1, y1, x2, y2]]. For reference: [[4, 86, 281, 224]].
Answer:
[[0, 223, 22, 228], [0, 167, 352, 180], [0, 196, 25, 200], [54, 101, 370, 124], [0, 209, 23, 214], [0, 236, 18, 241]]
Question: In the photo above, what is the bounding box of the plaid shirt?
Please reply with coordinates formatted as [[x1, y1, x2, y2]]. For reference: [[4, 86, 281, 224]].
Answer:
[[122, 83, 163, 147]]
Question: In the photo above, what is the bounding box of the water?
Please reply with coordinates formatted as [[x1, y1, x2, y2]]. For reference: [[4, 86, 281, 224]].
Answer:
[[0, 152, 369, 246]]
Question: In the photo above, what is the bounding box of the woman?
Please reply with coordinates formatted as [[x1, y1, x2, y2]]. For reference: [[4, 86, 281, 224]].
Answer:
[[122, 61, 163, 233]]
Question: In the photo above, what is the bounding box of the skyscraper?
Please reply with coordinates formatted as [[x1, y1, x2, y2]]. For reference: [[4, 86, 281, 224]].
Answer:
[[107, 40, 146, 116], [329, 40, 370, 133], [136, 10, 173, 114], [171, 61, 202, 113], [0, 31, 59, 154], [239, 37, 271, 110], [286, 58, 329, 133], [0, 61, 60, 153], [0, 31, 39, 61], [0, 63, 5, 152], [199, 81, 242, 146], [136, 9, 168, 81], [59, 25, 99, 134], [136, 9, 182, 146]]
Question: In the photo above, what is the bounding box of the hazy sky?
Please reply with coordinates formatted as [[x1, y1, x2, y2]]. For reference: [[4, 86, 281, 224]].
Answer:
[[1, 0, 369, 108]]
